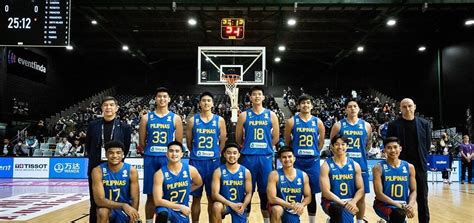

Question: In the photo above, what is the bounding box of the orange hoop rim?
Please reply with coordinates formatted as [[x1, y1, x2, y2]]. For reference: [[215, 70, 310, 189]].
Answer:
[[223, 74, 240, 85]]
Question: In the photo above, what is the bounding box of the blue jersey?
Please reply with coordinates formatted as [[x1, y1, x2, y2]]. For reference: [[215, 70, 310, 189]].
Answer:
[[145, 112, 176, 156], [242, 109, 273, 155], [161, 163, 191, 206], [292, 114, 320, 157], [327, 158, 357, 200], [380, 160, 410, 203], [338, 118, 368, 171], [276, 168, 305, 213], [220, 165, 247, 203], [191, 114, 221, 160], [100, 162, 132, 204]]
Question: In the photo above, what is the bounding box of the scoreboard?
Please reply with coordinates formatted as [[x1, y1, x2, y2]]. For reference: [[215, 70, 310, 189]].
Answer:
[[0, 0, 71, 47], [221, 18, 244, 40]]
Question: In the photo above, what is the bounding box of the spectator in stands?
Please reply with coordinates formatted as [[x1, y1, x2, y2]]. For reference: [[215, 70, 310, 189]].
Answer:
[[460, 135, 473, 184], [367, 141, 381, 159], [351, 90, 358, 99], [78, 130, 87, 145], [67, 131, 76, 144], [378, 117, 390, 140], [382, 103, 391, 114], [85, 96, 132, 223], [25, 134, 39, 156], [57, 137, 72, 156], [2, 138, 14, 157], [387, 98, 431, 223], [31, 120, 48, 144], [70, 139, 84, 157], [437, 133, 455, 184], [14, 139, 29, 157]]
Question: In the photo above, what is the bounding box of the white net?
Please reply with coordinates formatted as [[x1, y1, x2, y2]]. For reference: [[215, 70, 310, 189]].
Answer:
[[224, 75, 240, 123]]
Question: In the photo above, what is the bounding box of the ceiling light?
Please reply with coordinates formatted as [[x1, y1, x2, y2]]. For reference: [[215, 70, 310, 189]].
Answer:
[[465, 19, 474, 26], [188, 18, 197, 26], [122, 45, 129, 51], [418, 46, 426, 52], [91, 20, 98, 25], [66, 45, 73, 50], [278, 45, 286, 52], [386, 19, 397, 26], [287, 18, 296, 26], [274, 57, 281, 62], [357, 46, 364, 52]]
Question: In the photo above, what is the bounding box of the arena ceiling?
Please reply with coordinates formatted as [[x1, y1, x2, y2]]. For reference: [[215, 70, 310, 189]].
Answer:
[[69, 0, 474, 71]]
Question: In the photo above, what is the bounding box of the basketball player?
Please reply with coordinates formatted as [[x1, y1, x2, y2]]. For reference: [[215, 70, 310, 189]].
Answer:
[[211, 143, 252, 223], [373, 137, 416, 223], [320, 134, 364, 223], [153, 141, 202, 223], [330, 100, 371, 223], [267, 146, 311, 223], [139, 87, 183, 223], [186, 91, 227, 222], [91, 140, 140, 223], [284, 94, 325, 223], [235, 85, 280, 223]]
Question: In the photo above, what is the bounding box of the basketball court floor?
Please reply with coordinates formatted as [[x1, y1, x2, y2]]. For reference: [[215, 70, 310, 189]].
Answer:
[[0, 179, 472, 223]]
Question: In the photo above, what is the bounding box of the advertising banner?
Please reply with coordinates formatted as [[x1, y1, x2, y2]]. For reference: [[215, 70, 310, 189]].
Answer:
[[13, 158, 49, 178], [124, 158, 144, 180], [0, 157, 14, 178], [49, 158, 88, 179]]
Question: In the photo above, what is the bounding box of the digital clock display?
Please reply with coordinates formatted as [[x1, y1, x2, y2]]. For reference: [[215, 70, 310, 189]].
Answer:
[[0, 0, 71, 47], [221, 18, 245, 40]]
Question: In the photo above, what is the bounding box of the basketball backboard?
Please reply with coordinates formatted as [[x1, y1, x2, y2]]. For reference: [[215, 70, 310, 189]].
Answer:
[[197, 46, 265, 86]]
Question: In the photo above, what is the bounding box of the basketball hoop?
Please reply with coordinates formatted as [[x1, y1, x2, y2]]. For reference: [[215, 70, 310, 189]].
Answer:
[[223, 74, 240, 123], [223, 74, 240, 91]]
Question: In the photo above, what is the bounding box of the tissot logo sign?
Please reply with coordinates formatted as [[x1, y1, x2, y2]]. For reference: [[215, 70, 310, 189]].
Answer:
[[6, 48, 47, 83], [13, 158, 49, 178]]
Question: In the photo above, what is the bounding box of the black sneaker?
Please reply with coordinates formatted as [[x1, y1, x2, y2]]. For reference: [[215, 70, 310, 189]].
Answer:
[[461, 180, 465, 184]]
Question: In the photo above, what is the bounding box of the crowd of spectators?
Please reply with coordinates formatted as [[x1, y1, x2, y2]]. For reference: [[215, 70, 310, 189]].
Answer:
[[1, 90, 442, 160]]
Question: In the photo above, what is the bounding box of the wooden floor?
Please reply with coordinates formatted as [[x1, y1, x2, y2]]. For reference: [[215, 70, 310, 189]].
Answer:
[[5, 183, 474, 223]]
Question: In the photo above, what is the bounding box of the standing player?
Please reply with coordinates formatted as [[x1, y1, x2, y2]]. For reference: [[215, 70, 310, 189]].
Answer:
[[373, 137, 417, 223], [186, 92, 227, 222], [153, 141, 203, 223], [211, 143, 252, 223], [320, 134, 364, 223], [236, 86, 280, 223], [139, 87, 183, 223], [330, 100, 371, 223], [267, 146, 311, 223], [91, 141, 140, 223], [284, 94, 325, 223]]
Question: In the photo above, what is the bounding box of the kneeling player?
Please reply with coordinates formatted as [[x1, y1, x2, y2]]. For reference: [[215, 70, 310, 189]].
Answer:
[[91, 141, 140, 223], [211, 143, 252, 223], [373, 137, 416, 223], [320, 134, 364, 223], [267, 146, 311, 223], [153, 141, 202, 223]]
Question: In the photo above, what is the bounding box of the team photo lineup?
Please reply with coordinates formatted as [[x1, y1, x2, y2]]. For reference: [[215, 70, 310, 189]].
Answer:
[[1, 1, 474, 223], [92, 86, 425, 223]]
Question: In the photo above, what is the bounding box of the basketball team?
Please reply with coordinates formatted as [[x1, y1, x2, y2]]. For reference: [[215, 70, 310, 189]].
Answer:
[[90, 87, 421, 223]]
